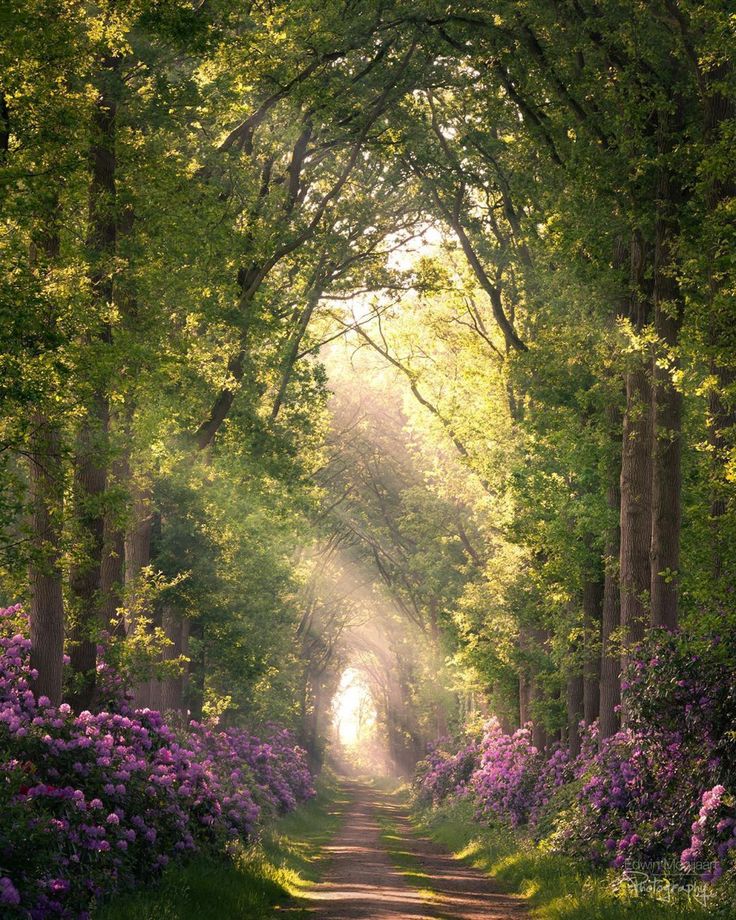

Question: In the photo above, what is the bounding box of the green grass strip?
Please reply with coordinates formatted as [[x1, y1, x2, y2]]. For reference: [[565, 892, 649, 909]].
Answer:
[[414, 798, 723, 920]]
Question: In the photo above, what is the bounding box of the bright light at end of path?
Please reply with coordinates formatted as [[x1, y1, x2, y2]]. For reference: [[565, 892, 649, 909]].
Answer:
[[332, 668, 376, 747]]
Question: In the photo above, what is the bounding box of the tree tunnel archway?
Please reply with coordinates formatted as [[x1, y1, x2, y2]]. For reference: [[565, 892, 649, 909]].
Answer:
[[327, 643, 424, 777]]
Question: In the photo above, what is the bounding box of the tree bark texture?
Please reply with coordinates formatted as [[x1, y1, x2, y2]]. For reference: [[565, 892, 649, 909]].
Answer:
[[567, 674, 584, 758], [68, 63, 118, 709], [600, 459, 622, 739], [620, 233, 653, 668], [28, 414, 65, 705], [582, 576, 604, 724], [650, 106, 685, 630]]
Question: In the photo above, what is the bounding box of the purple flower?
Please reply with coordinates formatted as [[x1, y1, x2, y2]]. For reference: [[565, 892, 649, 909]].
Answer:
[[0, 877, 20, 906]]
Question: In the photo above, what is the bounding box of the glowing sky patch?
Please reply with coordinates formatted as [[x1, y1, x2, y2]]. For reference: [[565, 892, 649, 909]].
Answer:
[[332, 667, 377, 747]]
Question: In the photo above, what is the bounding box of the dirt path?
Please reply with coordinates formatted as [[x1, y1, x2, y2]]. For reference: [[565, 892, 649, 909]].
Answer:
[[282, 781, 527, 920]]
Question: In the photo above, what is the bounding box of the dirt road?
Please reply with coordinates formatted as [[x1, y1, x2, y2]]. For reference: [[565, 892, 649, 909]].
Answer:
[[285, 781, 527, 920]]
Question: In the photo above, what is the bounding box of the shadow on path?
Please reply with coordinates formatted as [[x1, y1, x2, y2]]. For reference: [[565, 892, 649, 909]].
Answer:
[[280, 780, 528, 920]]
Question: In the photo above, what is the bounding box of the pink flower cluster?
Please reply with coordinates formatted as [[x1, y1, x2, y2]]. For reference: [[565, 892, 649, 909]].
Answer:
[[471, 722, 543, 827], [0, 606, 314, 917], [681, 785, 736, 882]]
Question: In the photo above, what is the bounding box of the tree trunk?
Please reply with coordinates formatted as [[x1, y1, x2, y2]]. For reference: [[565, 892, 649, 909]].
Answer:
[[531, 693, 547, 751], [619, 233, 652, 672], [187, 618, 205, 721], [650, 107, 684, 630], [518, 625, 533, 727], [125, 486, 153, 707], [582, 576, 603, 724], [68, 61, 118, 709], [28, 414, 65, 705], [520, 623, 549, 749], [519, 671, 531, 727], [708, 365, 736, 585], [100, 515, 125, 633], [125, 486, 152, 590], [159, 612, 189, 714], [599, 241, 627, 740], [649, 358, 682, 629], [566, 674, 584, 758], [620, 362, 652, 654], [703, 68, 736, 586], [100, 201, 137, 638], [68, 394, 109, 709], [27, 204, 65, 705], [599, 446, 622, 739], [99, 445, 128, 637], [308, 678, 325, 768]]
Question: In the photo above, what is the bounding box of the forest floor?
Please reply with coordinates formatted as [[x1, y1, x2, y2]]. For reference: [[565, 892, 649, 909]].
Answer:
[[281, 779, 528, 919]]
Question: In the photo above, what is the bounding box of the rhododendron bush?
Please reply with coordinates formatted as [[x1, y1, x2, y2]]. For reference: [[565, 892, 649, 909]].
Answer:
[[413, 737, 480, 807], [0, 606, 314, 917], [413, 632, 736, 891]]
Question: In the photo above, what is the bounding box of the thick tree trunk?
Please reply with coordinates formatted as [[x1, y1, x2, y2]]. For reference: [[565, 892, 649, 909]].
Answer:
[[27, 206, 65, 705], [28, 414, 65, 705], [159, 612, 189, 714], [100, 516, 125, 632], [599, 242, 627, 740], [531, 693, 547, 751], [649, 358, 682, 629], [100, 201, 137, 638], [582, 576, 603, 724], [518, 625, 534, 728], [148, 661, 162, 712], [519, 671, 531, 726], [99, 446, 128, 637], [650, 108, 684, 630], [125, 486, 152, 587], [620, 363, 652, 653], [619, 233, 652, 672], [497, 701, 514, 734], [187, 618, 205, 721], [68, 63, 118, 709], [599, 459, 622, 739], [68, 394, 109, 709], [566, 674, 584, 758], [520, 623, 549, 749]]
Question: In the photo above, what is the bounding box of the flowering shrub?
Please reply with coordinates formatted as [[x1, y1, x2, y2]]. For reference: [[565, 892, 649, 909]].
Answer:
[[622, 630, 736, 764], [187, 722, 315, 817], [527, 743, 573, 828], [471, 721, 542, 827], [413, 736, 480, 807], [414, 674, 735, 889], [549, 730, 714, 869], [0, 606, 314, 917]]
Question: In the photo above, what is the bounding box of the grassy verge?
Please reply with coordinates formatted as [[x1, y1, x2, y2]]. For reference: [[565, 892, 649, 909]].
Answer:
[[414, 798, 722, 920], [95, 775, 349, 920], [376, 804, 438, 904]]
